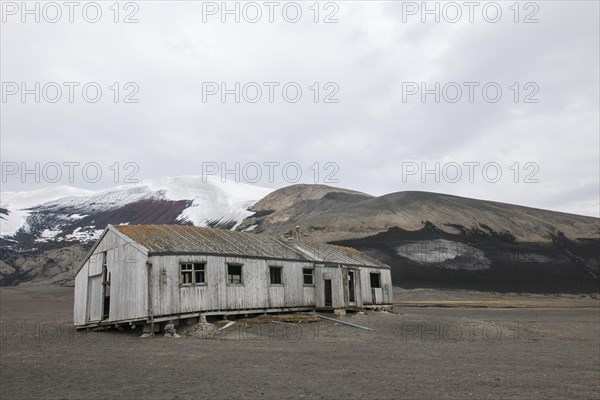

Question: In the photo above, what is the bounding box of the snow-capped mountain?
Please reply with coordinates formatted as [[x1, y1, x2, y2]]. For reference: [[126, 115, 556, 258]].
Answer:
[[2, 180, 598, 293], [1, 175, 273, 248]]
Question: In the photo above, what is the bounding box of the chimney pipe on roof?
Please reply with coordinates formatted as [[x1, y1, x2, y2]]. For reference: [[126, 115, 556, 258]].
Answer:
[[295, 226, 301, 241]]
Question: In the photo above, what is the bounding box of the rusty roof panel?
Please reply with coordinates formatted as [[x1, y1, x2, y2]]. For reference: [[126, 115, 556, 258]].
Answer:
[[112, 224, 388, 268], [293, 242, 388, 268], [113, 224, 309, 260]]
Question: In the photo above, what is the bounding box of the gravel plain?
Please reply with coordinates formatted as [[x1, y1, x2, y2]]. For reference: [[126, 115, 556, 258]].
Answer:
[[1, 285, 598, 400]]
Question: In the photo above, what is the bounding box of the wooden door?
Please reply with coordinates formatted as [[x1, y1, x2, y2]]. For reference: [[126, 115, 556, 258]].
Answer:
[[86, 275, 103, 323]]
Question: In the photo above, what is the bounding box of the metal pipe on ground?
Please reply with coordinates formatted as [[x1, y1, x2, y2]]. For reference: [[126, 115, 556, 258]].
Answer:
[[317, 314, 372, 331]]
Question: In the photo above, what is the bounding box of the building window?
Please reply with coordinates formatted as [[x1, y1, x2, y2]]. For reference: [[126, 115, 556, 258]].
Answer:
[[303, 268, 314, 285], [227, 264, 243, 285], [370, 272, 381, 288], [269, 266, 283, 285], [180, 263, 206, 285]]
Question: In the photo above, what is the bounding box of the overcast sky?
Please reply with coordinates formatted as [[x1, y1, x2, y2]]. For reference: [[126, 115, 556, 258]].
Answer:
[[1, 1, 599, 217]]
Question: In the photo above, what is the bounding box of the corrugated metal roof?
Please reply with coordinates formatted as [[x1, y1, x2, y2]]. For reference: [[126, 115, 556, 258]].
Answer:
[[111, 224, 388, 268], [293, 242, 389, 268], [113, 224, 307, 261]]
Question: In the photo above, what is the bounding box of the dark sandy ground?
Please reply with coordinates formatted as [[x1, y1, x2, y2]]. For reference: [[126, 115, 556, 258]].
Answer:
[[392, 287, 600, 308], [1, 285, 599, 400]]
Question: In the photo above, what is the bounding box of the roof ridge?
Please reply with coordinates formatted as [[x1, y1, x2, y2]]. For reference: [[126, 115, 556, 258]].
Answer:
[[111, 224, 388, 268]]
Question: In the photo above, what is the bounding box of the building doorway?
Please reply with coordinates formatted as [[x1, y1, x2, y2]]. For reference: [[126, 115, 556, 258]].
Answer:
[[324, 279, 332, 307], [348, 270, 356, 304], [101, 252, 110, 320]]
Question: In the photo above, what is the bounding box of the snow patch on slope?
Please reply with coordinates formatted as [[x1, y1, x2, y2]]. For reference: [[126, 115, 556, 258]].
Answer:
[[396, 239, 491, 270], [65, 227, 103, 242], [35, 229, 64, 242], [144, 176, 272, 228]]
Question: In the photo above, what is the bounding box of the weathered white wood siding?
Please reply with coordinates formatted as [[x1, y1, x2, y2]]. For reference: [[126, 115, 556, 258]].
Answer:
[[314, 265, 344, 308], [359, 267, 393, 305], [86, 275, 103, 322], [149, 254, 316, 315], [73, 263, 88, 325], [80, 255, 103, 324], [381, 269, 393, 304], [74, 229, 148, 326], [102, 230, 148, 322]]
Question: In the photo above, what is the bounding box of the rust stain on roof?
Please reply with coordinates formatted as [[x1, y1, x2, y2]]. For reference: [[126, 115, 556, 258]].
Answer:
[[111, 224, 388, 268], [294, 241, 388, 268]]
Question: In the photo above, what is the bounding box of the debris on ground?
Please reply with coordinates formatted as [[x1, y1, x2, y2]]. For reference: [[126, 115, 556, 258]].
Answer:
[[179, 312, 321, 337], [163, 320, 181, 338], [181, 321, 219, 337]]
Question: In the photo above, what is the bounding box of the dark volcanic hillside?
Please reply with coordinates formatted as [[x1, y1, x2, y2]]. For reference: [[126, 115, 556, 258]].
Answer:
[[238, 186, 600, 293]]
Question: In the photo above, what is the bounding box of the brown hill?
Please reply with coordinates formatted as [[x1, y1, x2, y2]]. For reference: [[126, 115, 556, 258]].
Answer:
[[240, 187, 599, 243]]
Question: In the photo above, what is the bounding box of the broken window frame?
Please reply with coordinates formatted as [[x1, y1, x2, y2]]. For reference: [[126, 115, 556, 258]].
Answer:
[[303, 267, 314, 286], [180, 262, 206, 286], [269, 266, 283, 285], [370, 272, 381, 288], [227, 263, 244, 285]]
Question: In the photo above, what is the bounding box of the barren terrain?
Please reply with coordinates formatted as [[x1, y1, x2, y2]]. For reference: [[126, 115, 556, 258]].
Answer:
[[1, 285, 599, 399], [243, 187, 599, 243]]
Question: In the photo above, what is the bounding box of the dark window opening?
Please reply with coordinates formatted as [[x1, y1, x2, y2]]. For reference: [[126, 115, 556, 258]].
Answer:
[[270, 266, 283, 285], [227, 264, 243, 285], [303, 268, 314, 285], [370, 272, 381, 288], [181, 263, 206, 285]]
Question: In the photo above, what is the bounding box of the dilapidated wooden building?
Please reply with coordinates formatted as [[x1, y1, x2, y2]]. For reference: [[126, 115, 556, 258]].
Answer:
[[73, 224, 393, 329]]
